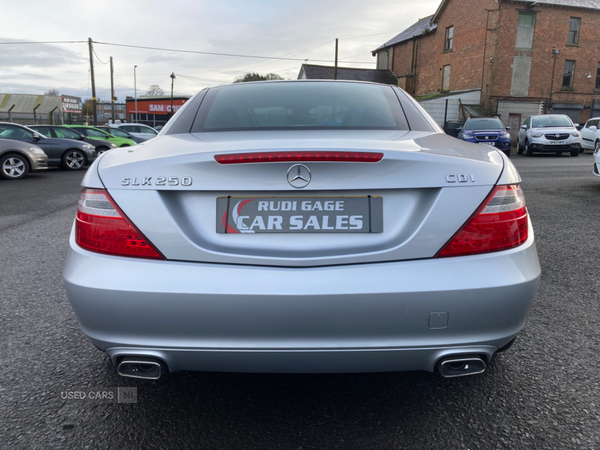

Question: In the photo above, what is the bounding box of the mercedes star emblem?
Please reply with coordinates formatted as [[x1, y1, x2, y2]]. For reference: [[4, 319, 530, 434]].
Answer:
[[287, 164, 311, 189]]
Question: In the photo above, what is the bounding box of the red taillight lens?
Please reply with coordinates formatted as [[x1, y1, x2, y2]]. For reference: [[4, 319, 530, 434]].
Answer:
[[214, 151, 384, 164], [437, 184, 528, 258], [75, 189, 163, 259]]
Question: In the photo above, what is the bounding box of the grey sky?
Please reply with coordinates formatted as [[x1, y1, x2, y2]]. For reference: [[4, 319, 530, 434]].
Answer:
[[0, 0, 440, 101]]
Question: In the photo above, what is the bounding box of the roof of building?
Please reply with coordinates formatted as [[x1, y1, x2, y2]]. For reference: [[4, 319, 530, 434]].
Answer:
[[0, 93, 63, 114], [136, 94, 192, 100], [372, 16, 436, 53], [433, 0, 600, 21], [298, 64, 398, 84], [523, 0, 600, 10]]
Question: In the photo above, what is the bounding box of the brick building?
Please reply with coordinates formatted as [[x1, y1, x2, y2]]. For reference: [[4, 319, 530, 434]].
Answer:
[[373, 0, 600, 136]]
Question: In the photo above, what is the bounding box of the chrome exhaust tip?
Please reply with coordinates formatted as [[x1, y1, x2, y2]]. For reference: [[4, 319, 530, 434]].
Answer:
[[437, 356, 487, 378], [117, 357, 165, 380]]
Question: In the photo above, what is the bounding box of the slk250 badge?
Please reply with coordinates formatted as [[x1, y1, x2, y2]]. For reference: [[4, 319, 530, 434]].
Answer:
[[121, 176, 193, 186]]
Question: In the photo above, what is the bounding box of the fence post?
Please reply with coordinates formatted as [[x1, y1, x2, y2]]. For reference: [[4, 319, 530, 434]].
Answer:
[[49, 107, 58, 125], [443, 99, 449, 131]]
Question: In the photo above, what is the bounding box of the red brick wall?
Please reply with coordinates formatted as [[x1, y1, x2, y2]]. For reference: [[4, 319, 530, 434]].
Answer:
[[492, 2, 600, 104], [392, 40, 415, 77], [387, 0, 600, 110], [404, 0, 499, 96]]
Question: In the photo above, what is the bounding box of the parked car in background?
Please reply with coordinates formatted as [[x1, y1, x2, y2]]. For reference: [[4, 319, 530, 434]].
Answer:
[[517, 114, 581, 157], [0, 123, 96, 170], [580, 117, 600, 154], [30, 125, 117, 156], [109, 123, 158, 140], [0, 138, 48, 180], [64, 81, 540, 381], [64, 125, 136, 147], [457, 117, 512, 157], [594, 140, 600, 178], [443, 120, 464, 138], [96, 126, 148, 144]]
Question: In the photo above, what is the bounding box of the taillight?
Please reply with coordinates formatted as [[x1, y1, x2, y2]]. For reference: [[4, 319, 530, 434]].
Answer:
[[75, 188, 164, 259], [436, 184, 528, 258], [214, 151, 383, 164]]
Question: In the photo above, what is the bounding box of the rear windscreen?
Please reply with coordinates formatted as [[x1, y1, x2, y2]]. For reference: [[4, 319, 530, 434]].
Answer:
[[191, 82, 409, 132]]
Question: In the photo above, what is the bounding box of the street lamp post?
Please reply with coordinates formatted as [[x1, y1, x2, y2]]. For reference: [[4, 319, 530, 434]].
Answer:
[[170, 72, 176, 115], [134, 65, 138, 123]]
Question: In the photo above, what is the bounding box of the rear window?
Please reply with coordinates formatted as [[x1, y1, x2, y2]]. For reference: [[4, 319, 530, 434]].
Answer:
[[191, 82, 409, 132]]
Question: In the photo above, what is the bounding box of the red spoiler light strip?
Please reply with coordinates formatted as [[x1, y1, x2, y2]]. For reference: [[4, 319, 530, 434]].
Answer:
[[214, 151, 384, 164]]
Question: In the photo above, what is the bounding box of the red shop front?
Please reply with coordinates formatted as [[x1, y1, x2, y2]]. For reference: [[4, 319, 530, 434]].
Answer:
[[125, 96, 191, 127]]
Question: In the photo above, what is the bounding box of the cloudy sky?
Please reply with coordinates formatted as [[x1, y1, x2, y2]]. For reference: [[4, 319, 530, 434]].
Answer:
[[0, 0, 440, 101]]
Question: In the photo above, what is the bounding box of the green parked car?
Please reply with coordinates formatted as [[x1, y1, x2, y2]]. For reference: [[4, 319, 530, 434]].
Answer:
[[64, 125, 136, 147]]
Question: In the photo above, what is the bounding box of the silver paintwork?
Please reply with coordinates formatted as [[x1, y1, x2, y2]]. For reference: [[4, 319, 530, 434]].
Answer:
[[64, 82, 540, 375], [64, 222, 540, 374]]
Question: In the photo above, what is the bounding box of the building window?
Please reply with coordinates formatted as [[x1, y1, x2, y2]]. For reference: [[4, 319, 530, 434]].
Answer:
[[562, 60, 575, 88], [568, 17, 580, 44], [445, 27, 454, 51], [596, 62, 600, 90], [515, 13, 535, 49], [442, 65, 451, 91]]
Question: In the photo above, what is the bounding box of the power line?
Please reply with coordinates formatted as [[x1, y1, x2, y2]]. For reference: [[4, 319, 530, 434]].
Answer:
[[0, 39, 375, 64], [92, 40, 373, 64], [93, 49, 109, 65], [0, 40, 86, 45]]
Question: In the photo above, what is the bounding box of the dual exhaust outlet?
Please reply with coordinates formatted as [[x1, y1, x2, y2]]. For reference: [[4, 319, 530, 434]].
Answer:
[[117, 357, 166, 380], [437, 356, 487, 378], [116, 355, 487, 380]]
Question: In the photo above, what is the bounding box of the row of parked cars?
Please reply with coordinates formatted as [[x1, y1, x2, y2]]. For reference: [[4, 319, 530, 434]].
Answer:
[[0, 122, 159, 180], [455, 113, 600, 156]]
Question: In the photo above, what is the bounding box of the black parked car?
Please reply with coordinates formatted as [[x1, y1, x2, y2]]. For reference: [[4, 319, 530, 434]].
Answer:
[[0, 123, 96, 170], [30, 125, 117, 156]]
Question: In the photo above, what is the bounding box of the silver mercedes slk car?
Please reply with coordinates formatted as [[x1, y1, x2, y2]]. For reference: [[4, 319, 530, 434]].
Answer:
[[63, 81, 540, 380]]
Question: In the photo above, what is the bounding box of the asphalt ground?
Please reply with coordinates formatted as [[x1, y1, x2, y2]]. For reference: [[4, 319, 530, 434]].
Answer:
[[1, 153, 599, 450]]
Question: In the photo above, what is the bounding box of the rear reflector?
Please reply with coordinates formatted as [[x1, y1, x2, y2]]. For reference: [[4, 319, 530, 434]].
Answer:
[[437, 184, 528, 258], [214, 151, 383, 164], [76, 189, 164, 259]]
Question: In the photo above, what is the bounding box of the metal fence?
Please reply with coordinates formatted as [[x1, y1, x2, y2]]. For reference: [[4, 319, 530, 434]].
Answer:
[[0, 112, 84, 126]]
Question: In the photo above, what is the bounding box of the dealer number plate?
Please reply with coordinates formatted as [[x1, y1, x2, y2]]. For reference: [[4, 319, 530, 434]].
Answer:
[[216, 196, 383, 234]]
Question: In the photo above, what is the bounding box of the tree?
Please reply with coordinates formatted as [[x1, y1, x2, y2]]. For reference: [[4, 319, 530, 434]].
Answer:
[[45, 88, 60, 96], [82, 98, 102, 116], [233, 72, 284, 83], [146, 85, 164, 96]]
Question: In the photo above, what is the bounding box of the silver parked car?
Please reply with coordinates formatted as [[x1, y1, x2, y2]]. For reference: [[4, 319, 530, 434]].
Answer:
[[516, 114, 581, 156], [0, 138, 48, 180], [64, 81, 541, 380], [109, 123, 158, 141]]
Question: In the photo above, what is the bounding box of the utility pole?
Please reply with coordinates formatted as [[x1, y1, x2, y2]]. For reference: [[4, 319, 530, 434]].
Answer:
[[334, 38, 338, 81], [88, 37, 97, 126], [134, 65, 138, 123], [170, 72, 176, 114], [110, 56, 115, 124]]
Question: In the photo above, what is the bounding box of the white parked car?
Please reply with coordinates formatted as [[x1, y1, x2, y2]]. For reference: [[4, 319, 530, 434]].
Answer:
[[517, 114, 581, 157], [581, 117, 600, 154], [594, 135, 600, 178], [109, 123, 158, 140]]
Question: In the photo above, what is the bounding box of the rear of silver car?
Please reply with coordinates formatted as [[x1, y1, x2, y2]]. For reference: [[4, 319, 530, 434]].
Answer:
[[64, 81, 540, 379]]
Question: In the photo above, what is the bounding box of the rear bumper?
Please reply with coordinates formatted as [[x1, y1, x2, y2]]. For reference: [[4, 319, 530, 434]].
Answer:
[[63, 222, 541, 374]]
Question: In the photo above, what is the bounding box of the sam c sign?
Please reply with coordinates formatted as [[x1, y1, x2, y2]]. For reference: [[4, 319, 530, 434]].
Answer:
[[127, 99, 188, 115]]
